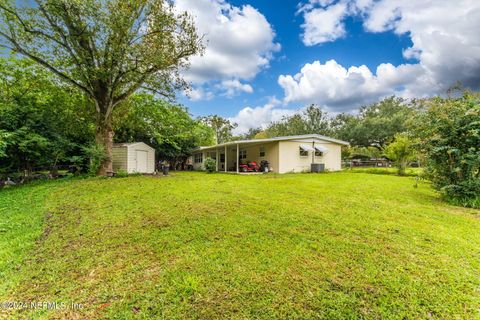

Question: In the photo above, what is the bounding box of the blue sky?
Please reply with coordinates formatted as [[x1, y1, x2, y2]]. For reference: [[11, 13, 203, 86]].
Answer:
[[174, 0, 479, 133]]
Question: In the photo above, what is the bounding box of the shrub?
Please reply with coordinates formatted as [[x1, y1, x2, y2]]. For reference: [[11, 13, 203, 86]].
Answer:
[[82, 144, 107, 176], [203, 157, 216, 173], [384, 133, 416, 176], [414, 91, 480, 208], [115, 169, 129, 178]]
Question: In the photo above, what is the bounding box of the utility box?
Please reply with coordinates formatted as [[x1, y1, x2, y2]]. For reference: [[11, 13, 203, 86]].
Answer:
[[311, 163, 325, 173]]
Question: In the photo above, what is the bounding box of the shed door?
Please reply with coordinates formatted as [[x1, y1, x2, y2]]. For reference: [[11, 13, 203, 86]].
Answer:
[[135, 150, 148, 173]]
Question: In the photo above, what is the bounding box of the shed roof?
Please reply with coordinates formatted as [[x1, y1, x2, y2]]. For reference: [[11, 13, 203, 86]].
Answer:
[[113, 142, 155, 150]]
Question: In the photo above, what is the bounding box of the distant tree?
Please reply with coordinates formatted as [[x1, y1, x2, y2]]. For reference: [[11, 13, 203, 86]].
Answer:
[[384, 133, 416, 175], [241, 127, 262, 140], [413, 91, 480, 208], [0, 0, 203, 175], [333, 97, 413, 148], [263, 104, 331, 137], [201, 115, 237, 144]]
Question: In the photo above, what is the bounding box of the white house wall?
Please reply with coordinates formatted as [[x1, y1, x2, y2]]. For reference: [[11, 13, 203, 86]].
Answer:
[[278, 140, 342, 173]]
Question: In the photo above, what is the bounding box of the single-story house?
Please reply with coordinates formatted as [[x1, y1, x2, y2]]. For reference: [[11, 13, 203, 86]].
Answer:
[[191, 134, 349, 173], [112, 142, 155, 174]]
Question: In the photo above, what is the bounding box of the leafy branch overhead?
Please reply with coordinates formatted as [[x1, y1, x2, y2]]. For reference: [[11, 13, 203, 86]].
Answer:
[[0, 0, 203, 116]]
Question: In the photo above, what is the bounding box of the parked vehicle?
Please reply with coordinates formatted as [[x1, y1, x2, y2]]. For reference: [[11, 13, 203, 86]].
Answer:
[[239, 161, 260, 172]]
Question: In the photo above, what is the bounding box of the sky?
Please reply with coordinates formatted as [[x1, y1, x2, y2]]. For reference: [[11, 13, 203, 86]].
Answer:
[[176, 0, 480, 133]]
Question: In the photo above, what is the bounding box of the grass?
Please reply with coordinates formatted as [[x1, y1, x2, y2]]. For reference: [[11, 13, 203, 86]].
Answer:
[[345, 167, 423, 177], [0, 172, 479, 319]]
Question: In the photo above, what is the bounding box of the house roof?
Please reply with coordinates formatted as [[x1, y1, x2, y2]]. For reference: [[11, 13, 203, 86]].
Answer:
[[197, 134, 349, 151]]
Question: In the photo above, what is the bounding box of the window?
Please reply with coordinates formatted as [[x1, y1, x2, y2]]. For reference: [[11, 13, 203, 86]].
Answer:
[[239, 149, 247, 159], [299, 147, 308, 157], [315, 150, 323, 157], [194, 153, 203, 163], [220, 154, 225, 163], [259, 147, 266, 157], [207, 152, 216, 160]]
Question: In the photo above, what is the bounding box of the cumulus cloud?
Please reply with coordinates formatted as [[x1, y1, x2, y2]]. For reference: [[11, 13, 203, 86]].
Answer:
[[301, 2, 348, 45], [219, 80, 254, 97], [279, 60, 434, 111], [175, 0, 280, 100], [187, 87, 214, 102], [287, 0, 480, 111], [229, 98, 296, 134]]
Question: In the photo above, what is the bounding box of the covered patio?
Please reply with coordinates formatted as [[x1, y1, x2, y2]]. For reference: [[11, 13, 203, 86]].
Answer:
[[196, 140, 278, 173]]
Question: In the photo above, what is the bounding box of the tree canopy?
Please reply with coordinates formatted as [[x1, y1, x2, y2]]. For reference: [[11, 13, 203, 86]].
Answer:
[[0, 0, 203, 174], [0, 57, 92, 173]]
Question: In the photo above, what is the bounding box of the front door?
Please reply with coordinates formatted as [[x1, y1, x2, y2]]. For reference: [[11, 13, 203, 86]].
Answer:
[[136, 150, 148, 173], [220, 153, 225, 169]]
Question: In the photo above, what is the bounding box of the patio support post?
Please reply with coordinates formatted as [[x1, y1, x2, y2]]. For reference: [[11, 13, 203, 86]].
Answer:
[[312, 141, 315, 164], [236, 143, 239, 174], [216, 148, 219, 172], [224, 146, 227, 172]]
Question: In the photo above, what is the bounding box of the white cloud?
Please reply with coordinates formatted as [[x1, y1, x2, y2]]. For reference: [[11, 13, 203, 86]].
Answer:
[[219, 79, 254, 97], [175, 0, 280, 100], [229, 98, 296, 134], [279, 60, 433, 111], [186, 87, 214, 101], [287, 0, 480, 110], [301, 2, 348, 45]]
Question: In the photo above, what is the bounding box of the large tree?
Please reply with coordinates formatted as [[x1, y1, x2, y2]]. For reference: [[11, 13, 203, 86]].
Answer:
[[200, 115, 237, 144], [0, 0, 202, 175]]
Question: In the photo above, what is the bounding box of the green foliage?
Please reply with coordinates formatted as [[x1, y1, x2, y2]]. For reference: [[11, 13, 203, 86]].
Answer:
[[413, 92, 480, 208], [344, 146, 385, 160], [115, 169, 129, 178], [262, 104, 331, 138], [253, 99, 412, 148], [334, 96, 413, 147], [384, 133, 416, 175], [0, 57, 93, 172], [201, 115, 237, 144], [2, 173, 479, 318], [82, 144, 106, 176], [114, 93, 215, 167], [203, 157, 216, 173], [0, 0, 203, 175]]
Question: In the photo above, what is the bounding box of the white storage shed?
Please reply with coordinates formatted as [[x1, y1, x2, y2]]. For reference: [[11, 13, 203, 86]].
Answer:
[[112, 142, 156, 174]]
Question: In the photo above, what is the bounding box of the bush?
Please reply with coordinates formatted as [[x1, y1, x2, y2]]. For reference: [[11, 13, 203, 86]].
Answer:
[[384, 133, 416, 176], [115, 169, 129, 178], [414, 91, 480, 208], [82, 144, 107, 176], [203, 157, 216, 173]]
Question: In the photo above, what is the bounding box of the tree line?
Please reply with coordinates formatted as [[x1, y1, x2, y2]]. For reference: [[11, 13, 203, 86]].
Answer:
[[0, 57, 214, 175]]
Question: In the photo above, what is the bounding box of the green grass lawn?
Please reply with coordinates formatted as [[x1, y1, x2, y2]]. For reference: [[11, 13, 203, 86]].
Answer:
[[1, 172, 479, 319]]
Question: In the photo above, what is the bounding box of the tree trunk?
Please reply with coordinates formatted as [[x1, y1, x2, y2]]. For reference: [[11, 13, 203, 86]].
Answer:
[[95, 115, 114, 176]]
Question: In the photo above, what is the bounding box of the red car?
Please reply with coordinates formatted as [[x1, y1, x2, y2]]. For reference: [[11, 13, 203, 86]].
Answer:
[[239, 161, 260, 172]]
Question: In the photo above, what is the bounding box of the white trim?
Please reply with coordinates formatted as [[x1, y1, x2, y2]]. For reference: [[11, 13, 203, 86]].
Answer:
[[314, 145, 329, 154], [300, 144, 315, 152]]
